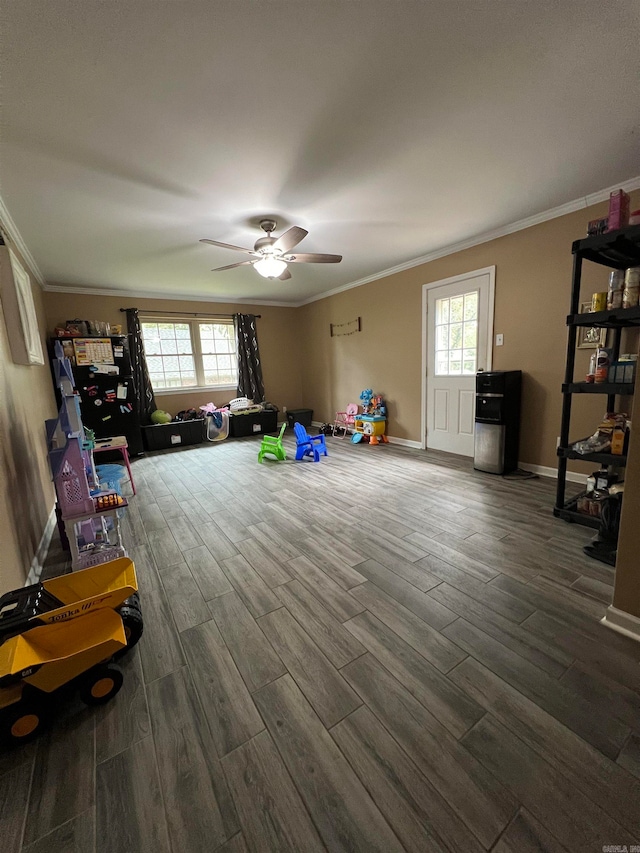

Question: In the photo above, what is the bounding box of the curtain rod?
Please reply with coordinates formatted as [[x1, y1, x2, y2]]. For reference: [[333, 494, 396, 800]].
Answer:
[[119, 309, 261, 319]]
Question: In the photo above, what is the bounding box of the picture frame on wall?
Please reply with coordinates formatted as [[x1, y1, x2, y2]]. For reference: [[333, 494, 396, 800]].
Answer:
[[577, 302, 608, 349], [0, 246, 45, 365]]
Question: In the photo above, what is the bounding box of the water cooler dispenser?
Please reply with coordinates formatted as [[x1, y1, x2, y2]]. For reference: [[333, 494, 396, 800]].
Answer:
[[474, 370, 522, 474]]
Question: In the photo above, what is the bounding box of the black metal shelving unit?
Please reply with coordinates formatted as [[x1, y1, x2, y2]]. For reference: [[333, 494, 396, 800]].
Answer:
[[554, 225, 640, 527]]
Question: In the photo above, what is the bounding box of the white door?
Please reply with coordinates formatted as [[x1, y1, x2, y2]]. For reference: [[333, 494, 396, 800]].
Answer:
[[424, 268, 494, 456]]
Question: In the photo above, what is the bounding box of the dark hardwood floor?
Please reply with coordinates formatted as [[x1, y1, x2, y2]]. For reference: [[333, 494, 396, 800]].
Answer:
[[2, 434, 639, 852]]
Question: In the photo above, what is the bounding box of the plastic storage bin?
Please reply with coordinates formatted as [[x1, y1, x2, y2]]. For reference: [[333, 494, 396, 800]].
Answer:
[[229, 410, 278, 438], [141, 419, 204, 451], [286, 408, 313, 429]]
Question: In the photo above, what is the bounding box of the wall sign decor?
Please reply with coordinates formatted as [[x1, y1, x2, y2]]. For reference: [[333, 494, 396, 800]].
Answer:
[[0, 245, 45, 365], [330, 317, 361, 337]]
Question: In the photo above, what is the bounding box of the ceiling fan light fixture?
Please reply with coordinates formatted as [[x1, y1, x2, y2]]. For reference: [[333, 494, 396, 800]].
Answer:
[[201, 220, 340, 279], [254, 257, 287, 278]]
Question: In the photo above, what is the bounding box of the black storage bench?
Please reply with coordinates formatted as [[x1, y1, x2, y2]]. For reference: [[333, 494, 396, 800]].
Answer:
[[229, 410, 278, 438], [141, 419, 204, 451]]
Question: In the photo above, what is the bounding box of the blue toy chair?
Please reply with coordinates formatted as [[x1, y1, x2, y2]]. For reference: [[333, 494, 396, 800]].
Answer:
[[293, 422, 328, 462]]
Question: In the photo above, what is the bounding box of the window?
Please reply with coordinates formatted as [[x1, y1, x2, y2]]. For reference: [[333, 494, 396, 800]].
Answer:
[[141, 318, 237, 392], [434, 290, 478, 376]]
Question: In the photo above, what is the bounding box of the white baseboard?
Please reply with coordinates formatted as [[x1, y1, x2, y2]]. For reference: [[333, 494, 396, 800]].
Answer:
[[25, 506, 56, 586], [314, 425, 581, 467], [387, 436, 422, 449], [601, 606, 640, 647], [518, 462, 584, 484], [311, 421, 422, 449]]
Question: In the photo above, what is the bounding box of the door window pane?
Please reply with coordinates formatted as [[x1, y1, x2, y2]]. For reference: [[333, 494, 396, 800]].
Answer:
[[437, 298, 449, 324], [463, 321, 477, 349], [463, 348, 477, 374], [449, 323, 463, 350], [436, 353, 449, 374], [434, 289, 480, 376], [450, 296, 464, 322], [464, 292, 478, 321]]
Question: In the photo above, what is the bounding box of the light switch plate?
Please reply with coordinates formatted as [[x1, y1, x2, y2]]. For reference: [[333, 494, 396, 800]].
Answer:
[[496, 334, 504, 346]]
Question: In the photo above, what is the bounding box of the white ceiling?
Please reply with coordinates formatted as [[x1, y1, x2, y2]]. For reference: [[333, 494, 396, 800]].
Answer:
[[1, 1, 639, 305]]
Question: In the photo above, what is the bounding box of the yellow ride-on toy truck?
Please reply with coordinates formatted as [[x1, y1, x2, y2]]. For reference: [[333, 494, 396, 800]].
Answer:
[[0, 557, 142, 747]]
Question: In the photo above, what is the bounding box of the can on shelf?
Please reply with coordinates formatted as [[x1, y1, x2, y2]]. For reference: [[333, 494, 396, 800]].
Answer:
[[622, 267, 640, 309], [591, 292, 607, 312], [607, 270, 625, 309]]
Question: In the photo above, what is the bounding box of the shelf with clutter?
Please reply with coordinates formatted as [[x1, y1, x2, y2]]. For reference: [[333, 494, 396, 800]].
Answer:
[[46, 341, 129, 571], [555, 194, 640, 564]]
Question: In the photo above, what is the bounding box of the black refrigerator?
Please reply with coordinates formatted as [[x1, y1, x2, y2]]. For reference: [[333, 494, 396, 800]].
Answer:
[[51, 336, 144, 456]]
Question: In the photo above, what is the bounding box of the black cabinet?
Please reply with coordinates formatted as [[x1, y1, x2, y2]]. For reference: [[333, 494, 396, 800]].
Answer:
[[49, 336, 144, 457], [554, 226, 639, 528]]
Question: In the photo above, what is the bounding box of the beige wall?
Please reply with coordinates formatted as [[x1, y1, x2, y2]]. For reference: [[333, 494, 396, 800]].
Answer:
[[0, 240, 57, 593], [43, 292, 304, 417], [299, 191, 640, 471], [6, 192, 640, 599]]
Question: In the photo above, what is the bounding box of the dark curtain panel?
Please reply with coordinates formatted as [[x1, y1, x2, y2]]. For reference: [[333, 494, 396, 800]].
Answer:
[[235, 313, 265, 402], [125, 308, 157, 424]]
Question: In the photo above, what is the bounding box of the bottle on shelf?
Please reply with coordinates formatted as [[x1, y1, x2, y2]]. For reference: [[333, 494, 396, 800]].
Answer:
[[607, 270, 624, 310], [622, 267, 640, 309], [594, 348, 612, 384]]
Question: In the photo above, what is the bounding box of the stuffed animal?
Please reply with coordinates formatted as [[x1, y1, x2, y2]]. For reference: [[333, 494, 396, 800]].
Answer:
[[359, 388, 374, 414]]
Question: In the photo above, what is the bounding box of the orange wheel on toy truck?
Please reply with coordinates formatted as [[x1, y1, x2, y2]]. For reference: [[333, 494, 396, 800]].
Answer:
[[79, 664, 123, 706], [0, 698, 50, 747]]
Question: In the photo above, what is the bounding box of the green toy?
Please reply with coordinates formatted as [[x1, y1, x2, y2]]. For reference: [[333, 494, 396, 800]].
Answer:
[[258, 423, 287, 463], [151, 409, 172, 425]]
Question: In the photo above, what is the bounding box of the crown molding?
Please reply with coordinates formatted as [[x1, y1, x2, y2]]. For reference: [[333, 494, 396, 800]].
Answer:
[[42, 282, 298, 308], [297, 174, 640, 307], [7, 174, 640, 307], [0, 192, 46, 287]]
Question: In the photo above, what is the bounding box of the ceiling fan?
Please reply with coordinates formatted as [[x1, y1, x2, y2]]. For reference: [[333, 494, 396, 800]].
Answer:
[[200, 219, 342, 281]]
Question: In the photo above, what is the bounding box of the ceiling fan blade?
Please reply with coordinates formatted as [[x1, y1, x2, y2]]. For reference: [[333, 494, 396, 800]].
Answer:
[[212, 260, 253, 272], [278, 268, 292, 281], [286, 253, 342, 264], [200, 238, 257, 256], [272, 226, 308, 253]]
